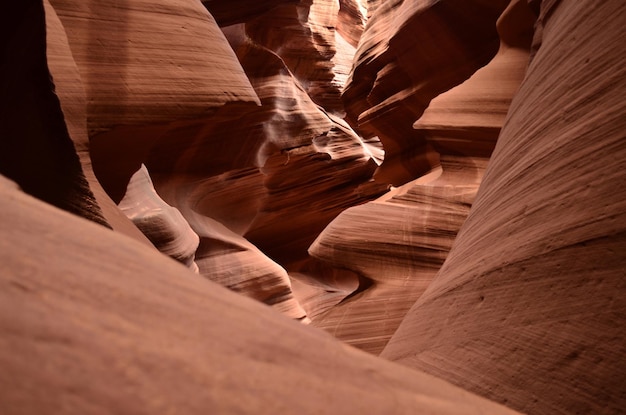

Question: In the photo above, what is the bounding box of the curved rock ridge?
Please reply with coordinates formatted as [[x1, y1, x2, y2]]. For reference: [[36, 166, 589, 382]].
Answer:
[[382, 1, 626, 414], [44, 0, 156, 245], [153, 174, 309, 322], [44, 0, 386, 319], [49, 0, 259, 134], [244, 0, 346, 113], [0, 175, 523, 415], [337, 0, 368, 48], [151, 23, 387, 268], [48, 0, 261, 202], [307, 0, 534, 354], [414, 0, 535, 158], [0, 0, 110, 229], [343, 0, 510, 185], [208, 0, 371, 116], [118, 165, 200, 272]]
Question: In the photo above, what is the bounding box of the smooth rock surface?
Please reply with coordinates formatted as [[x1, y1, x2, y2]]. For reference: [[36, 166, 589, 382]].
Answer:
[[44, 0, 155, 245], [382, 1, 626, 414], [154, 175, 309, 321], [0, 0, 109, 229], [0, 175, 522, 415], [49, 0, 260, 201], [343, 0, 509, 184], [308, 0, 534, 354], [118, 165, 200, 271]]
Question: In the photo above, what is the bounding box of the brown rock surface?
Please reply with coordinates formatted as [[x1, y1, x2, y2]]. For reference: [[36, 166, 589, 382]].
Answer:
[[48, 0, 384, 314], [154, 175, 309, 321], [48, 0, 261, 201], [382, 1, 626, 414], [44, 0, 155, 245], [245, 0, 345, 112], [118, 165, 200, 272], [3, 0, 625, 412], [308, 0, 534, 354], [343, 0, 509, 184], [163, 22, 387, 268], [0, 175, 522, 415]]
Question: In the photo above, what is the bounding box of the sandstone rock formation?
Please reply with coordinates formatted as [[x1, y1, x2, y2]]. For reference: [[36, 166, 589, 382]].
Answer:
[[382, 1, 626, 414], [2, 0, 625, 413], [0, 175, 521, 415], [343, 0, 510, 184], [45, 0, 386, 318], [48, 0, 260, 201], [118, 165, 200, 272], [308, 0, 535, 354], [0, 0, 110, 231]]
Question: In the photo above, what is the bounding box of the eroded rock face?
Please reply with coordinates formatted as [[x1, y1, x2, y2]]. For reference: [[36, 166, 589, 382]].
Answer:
[[3, 0, 624, 413], [44, 0, 155, 245], [343, 0, 510, 185], [48, 0, 386, 319], [308, 0, 534, 354], [0, 174, 521, 415], [0, 0, 109, 229], [118, 165, 200, 272], [382, 1, 626, 414], [48, 0, 261, 202]]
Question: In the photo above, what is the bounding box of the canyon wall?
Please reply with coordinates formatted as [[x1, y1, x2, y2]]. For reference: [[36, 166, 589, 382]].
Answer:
[[308, 0, 535, 354], [381, 0, 626, 414], [1, 0, 624, 413]]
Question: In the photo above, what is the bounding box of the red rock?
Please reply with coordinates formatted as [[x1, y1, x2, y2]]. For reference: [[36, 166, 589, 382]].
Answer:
[[118, 165, 200, 272], [44, 0, 155, 245], [0, 0, 110, 230], [308, 0, 534, 354], [382, 1, 626, 413], [172, 22, 387, 267], [343, 0, 509, 185], [48, 0, 260, 201], [202, 0, 298, 26], [0, 175, 521, 415]]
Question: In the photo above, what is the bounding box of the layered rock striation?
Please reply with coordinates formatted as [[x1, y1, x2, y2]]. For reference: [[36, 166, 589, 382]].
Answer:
[[2, 0, 625, 413], [0, 174, 522, 415], [118, 165, 200, 272], [43, 0, 387, 318], [343, 0, 510, 185], [382, 1, 626, 414], [307, 0, 535, 354]]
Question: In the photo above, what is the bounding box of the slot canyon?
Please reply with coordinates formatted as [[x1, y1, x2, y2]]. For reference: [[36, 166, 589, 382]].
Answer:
[[1, 0, 624, 414]]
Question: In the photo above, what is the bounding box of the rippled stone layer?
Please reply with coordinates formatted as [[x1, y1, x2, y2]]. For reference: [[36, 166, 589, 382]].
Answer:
[[383, 1, 626, 414]]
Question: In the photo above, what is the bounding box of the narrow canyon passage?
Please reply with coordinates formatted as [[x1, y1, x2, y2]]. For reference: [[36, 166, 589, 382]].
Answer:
[[1, 0, 624, 414]]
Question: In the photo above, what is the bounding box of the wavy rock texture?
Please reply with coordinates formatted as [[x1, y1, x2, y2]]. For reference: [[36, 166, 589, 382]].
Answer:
[[0, 175, 522, 415], [153, 175, 309, 321], [343, 0, 510, 185], [245, 0, 345, 113], [307, 0, 534, 354], [118, 165, 200, 272], [44, 0, 155, 245], [45, 0, 315, 317], [152, 21, 387, 269], [48, 0, 261, 201], [382, 1, 626, 414], [46, 0, 389, 319]]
